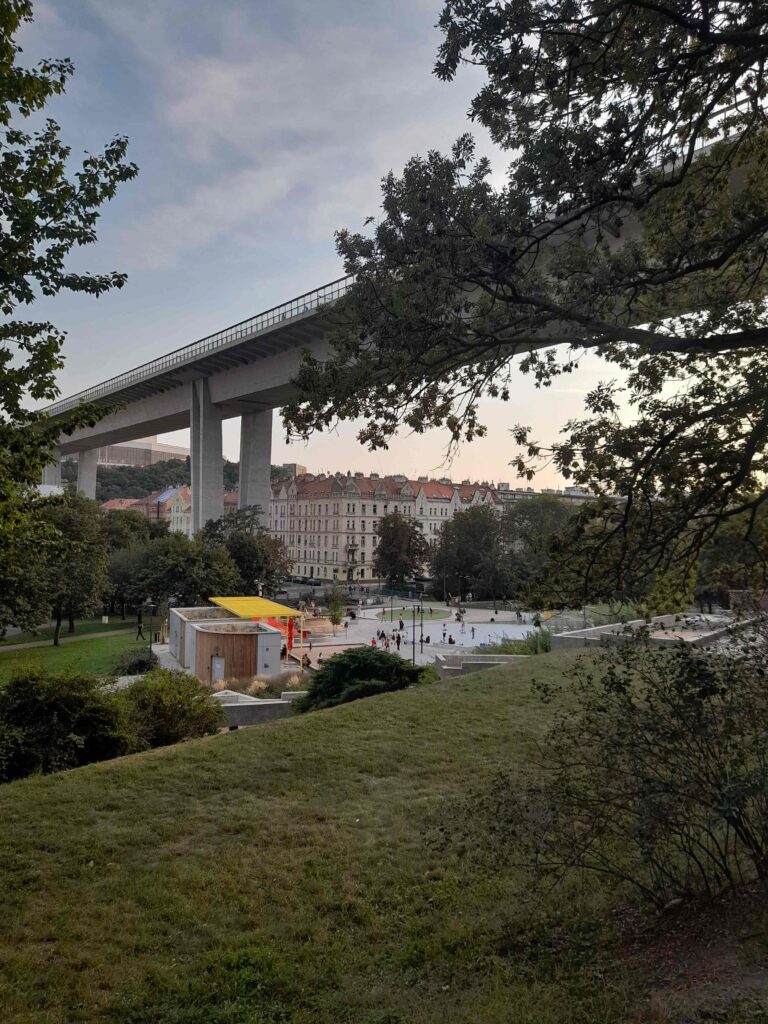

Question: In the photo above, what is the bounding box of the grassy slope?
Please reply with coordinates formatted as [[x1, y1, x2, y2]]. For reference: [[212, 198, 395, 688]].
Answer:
[[0, 618, 138, 647], [0, 633, 147, 683], [0, 652, 762, 1023]]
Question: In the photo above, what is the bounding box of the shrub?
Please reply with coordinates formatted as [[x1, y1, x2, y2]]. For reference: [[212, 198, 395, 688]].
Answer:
[[121, 669, 223, 749], [112, 647, 158, 676], [0, 671, 131, 783], [296, 647, 431, 713], [454, 630, 768, 908]]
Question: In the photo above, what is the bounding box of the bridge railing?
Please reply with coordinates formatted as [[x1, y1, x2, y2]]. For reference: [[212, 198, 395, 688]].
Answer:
[[44, 274, 356, 416]]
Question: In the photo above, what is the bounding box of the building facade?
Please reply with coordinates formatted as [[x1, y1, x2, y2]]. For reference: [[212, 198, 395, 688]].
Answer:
[[268, 472, 500, 582]]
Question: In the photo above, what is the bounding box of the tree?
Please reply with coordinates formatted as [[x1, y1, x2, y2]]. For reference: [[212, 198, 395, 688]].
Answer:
[[126, 533, 241, 608], [102, 509, 149, 551], [373, 513, 429, 587], [201, 505, 291, 595], [327, 583, 345, 634], [0, 1, 136, 632], [296, 647, 431, 713], [502, 496, 579, 601], [39, 493, 110, 644], [431, 505, 508, 601], [282, 2, 768, 599]]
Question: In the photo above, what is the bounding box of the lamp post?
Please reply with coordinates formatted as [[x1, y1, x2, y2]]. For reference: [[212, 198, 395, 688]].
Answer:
[[420, 595, 424, 655], [412, 604, 416, 665], [144, 600, 155, 658]]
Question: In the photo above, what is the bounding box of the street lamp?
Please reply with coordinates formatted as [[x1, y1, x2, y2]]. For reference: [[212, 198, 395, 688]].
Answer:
[[144, 600, 155, 658], [420, 595, 424, 655], [412, 604, 416, 665]]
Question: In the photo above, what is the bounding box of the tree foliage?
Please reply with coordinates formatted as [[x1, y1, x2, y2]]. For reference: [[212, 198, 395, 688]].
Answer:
[[38, 492, 110, 645], [283, 1, 768, 599], [373, 512, 429, 586], [201, 505, 291, 596], [0, 1, 136, 631], [431, 504, 508, 600]]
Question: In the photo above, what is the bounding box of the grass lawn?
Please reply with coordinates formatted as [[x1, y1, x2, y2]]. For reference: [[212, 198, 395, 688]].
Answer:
[[0, 617, 138, 647], [0, 651, 765, 1023], [0, 632, 147, 683]]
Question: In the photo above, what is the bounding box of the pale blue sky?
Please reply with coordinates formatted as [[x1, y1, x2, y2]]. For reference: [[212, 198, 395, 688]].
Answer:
[[25, 0, 605, 485]]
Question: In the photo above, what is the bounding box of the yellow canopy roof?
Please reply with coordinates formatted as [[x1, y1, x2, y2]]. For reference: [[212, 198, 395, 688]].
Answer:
[[210, 596, 303, 619]]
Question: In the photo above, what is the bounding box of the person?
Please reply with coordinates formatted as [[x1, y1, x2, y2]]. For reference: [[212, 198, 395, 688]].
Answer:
[[448, 635, 455, 645], [516, 610, 523, 623], [318, 652, 324, 663], [280, 643, 288, 660], [442, 626, 447, 641], [471, 626, 475, 640], [135, 622, 145, 640], [425, 635, 431, 644], [371, 636, 377, 647], [302, 653, 311, 669], [399, 618, 404, 631], [396, 634, 401, 650], [533, 613, 542, 629], [429, 606, 432, 616]]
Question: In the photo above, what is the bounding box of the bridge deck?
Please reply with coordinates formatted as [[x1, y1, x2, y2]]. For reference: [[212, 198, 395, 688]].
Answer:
[[44, 275, 354, 419]]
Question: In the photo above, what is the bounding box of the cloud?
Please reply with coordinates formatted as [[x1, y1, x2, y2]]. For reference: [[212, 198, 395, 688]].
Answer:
[[85, 0, 496, 270]]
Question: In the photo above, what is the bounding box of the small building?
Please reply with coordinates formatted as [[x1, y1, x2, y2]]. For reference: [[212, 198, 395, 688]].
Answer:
[[168, 597, 304, 685]]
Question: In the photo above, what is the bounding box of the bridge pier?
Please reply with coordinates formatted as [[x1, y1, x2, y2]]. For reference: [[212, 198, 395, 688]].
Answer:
[[41, 448, 62, 489], [77, 449, 99, 499], [190, 379, 223, 533], [239, 410, 272, 519]]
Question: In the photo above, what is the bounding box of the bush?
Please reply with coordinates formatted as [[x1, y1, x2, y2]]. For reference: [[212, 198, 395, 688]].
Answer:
[[0, 671, 131, 783], [296, 646, 432, 713], [112, 647, 158, 676], [121, 669, 223, 749], [454, 630, 768, 908]]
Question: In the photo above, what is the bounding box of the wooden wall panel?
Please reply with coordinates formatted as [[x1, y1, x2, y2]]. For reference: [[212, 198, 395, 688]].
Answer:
[[194, 630, 259, 683]]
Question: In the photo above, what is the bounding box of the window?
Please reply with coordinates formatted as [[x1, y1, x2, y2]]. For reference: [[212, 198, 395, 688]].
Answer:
[[361, 504, 366, 514], [372, 504, 377, 514]]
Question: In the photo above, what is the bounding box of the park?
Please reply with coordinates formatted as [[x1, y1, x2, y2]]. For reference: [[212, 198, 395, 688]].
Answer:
[[3, 2, 768, 1023]]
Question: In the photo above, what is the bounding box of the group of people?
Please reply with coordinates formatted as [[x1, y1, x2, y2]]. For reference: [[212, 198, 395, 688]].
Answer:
[[372, 628, 405, 652]]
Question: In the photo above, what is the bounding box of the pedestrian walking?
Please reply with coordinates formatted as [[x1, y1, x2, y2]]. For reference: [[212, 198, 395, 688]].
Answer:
[[471, 626, 475, 640], [399, 618, 404, 631], [136, 622, 145, 640], [396, 635, 401, 650]]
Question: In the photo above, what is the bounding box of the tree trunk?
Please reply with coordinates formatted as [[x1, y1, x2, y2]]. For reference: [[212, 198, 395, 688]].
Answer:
[[67, 608, 75, 634], [121, 601, 126, 621], [53, 610, 63, 646]]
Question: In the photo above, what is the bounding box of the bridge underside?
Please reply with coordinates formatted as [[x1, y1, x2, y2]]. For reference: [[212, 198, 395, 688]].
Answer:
[[46, 307, 332, 530]]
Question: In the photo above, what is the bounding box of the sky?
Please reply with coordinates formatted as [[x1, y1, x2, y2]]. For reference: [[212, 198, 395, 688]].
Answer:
[[23, 0, 609, 486]]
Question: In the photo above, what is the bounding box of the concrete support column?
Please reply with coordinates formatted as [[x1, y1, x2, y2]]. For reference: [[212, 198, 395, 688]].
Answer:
[[77, 449, 99, 499], [239, 410, 273, 520], [190, 378, 223, 533], [41, 448, 62, 488]]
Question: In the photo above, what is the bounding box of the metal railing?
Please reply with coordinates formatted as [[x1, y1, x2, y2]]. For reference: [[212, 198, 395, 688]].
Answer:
[[44, 274, 356, 416]]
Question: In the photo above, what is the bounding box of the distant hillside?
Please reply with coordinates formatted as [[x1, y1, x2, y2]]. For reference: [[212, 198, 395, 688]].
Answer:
[[61, 460, 287, 501]]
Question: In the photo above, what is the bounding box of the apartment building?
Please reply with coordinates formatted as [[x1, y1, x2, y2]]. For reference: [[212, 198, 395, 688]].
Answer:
[[268, 471, 500, 582]]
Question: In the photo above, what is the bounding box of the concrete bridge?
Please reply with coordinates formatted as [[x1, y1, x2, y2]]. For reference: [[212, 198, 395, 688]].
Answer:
[[42, 276, 353, 530], [42, 109, 748, 529]]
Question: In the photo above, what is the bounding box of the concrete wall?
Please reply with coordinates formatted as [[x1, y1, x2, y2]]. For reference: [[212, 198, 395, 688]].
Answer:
[[221, 700, 294, 728]]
